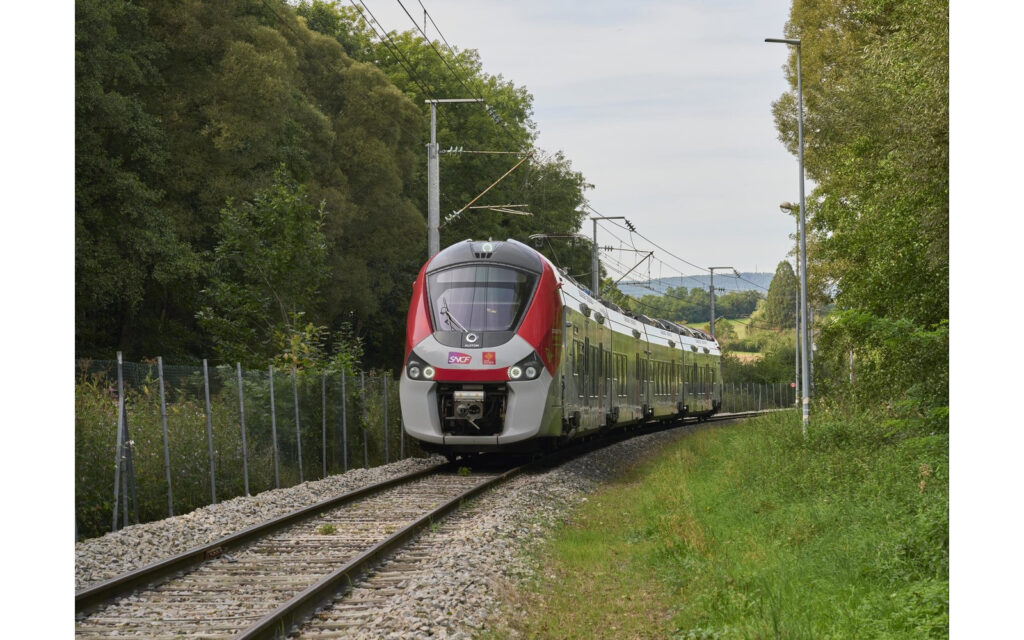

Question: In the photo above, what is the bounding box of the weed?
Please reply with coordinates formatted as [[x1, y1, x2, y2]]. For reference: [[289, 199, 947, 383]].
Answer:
[[316, 523, 337, 535], [457, 466, 472, 477]]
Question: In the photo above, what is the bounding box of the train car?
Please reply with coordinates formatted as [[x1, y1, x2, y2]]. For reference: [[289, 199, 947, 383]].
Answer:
[[400, 239, 722, 457]]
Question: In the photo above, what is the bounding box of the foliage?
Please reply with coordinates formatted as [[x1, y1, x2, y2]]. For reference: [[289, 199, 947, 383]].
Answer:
[[197, 167, 329, 367], [721, 334, 797, 384], [772, 0, 948, 406], [503, 407, 948, 638], [817, 311, 948, 408], [618, 286, 762, 325], [763, 261, 798, 328], [75, 0, 205, 358]]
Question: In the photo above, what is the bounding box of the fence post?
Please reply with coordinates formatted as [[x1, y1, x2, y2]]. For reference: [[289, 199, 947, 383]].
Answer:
[[236, 363, 250, 496], [361, 372, 368, 469], [293, 367, 304, 483], [202, 359, 217, 505], [118, 356, 141, 527], [269, 366, 280, 489], [341, 374, 348, 473], [383, 376, 389, 464], [322, 371, 327, 479], [158, 357, 173, 517], [112, 352, 124, 532]]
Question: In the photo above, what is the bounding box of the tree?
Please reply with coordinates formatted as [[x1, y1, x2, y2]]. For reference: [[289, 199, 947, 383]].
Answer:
[[771, 0, 948, 405], [197, 167, 328, 367], [75, 0, 203, 357], [763, 261, 797, 328]]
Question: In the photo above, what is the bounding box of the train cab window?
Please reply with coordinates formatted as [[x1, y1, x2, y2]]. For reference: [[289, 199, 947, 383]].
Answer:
[[427, 265, 537, 332]]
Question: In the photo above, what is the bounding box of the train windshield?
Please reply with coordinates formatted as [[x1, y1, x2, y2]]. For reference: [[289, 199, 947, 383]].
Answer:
[[428, 265, 537, 332]]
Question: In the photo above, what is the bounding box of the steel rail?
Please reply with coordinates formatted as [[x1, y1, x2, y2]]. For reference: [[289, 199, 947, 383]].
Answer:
[[235, 463, 528, 640], [75, 461, 449, 613]]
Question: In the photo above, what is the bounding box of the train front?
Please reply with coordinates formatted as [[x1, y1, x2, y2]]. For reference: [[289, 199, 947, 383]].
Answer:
[[400, 239, 563, 456]]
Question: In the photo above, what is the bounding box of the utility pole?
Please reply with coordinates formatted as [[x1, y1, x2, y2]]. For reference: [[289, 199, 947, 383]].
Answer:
[[708, 266, 738, 340], [426, 98, 484, 258], [589, 216, 633, 296]]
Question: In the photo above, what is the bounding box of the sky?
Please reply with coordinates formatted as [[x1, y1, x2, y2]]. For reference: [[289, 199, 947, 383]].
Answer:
[[361, 0, 800, 278]]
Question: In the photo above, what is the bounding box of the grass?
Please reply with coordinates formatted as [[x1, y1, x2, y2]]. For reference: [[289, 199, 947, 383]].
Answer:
[[494, 406, 948, 639]]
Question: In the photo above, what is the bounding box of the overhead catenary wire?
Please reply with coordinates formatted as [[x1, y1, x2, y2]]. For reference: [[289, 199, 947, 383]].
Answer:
[[349, 0, 452, 127], [596, 220, 707, 290], [591, 209, 770, 293], [393, 0, 524, 150]]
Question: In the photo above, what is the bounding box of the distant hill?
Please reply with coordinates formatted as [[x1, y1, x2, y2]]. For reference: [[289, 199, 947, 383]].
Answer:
[[618, 272, 772, 298]]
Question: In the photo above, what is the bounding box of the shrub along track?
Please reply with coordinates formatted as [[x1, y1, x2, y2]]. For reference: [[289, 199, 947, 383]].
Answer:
[[75, 411, 768, 639]]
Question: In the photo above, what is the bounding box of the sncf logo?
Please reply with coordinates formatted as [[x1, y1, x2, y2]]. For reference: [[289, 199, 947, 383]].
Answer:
[[447, 352, 472, 365]]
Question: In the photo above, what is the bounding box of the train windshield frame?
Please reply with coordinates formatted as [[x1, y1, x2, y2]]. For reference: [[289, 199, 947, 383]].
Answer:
[[427, 265, 538, 333]]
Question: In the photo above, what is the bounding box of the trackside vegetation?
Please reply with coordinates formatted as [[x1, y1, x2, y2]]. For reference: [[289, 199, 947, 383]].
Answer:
[[496, 408, 947, 639]]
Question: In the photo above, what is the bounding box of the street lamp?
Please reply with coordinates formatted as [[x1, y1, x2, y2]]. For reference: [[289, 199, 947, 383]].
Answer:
[[767, 35, 811, 433], [708, 266, 739, 340]]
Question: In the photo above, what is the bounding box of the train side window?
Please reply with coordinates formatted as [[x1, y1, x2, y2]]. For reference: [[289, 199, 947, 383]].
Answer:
[[588, 344, 598, 397], [574, 340, 585, 398]]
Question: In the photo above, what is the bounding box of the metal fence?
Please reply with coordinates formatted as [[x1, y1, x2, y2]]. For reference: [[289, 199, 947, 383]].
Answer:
[[75, 354, 417, 541], [75, 354, 795, 541], [719, 381, 795, 413]]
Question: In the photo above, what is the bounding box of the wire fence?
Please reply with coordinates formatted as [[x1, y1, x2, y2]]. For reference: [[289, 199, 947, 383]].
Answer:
[[719, 382, 796, 413], [75, 354, 419, 541], [75, 353, 794, 541]]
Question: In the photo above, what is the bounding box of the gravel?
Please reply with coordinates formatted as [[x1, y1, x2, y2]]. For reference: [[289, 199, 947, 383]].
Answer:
[[75, 456, 443, 591], [75, 425, 696, 637]]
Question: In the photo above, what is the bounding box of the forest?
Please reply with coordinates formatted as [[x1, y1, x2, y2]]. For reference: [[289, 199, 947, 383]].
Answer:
[[77, 0, 592, 371]]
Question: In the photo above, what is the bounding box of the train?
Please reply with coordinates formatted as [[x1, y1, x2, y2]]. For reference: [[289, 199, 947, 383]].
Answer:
[[400, 239, 722, 458]]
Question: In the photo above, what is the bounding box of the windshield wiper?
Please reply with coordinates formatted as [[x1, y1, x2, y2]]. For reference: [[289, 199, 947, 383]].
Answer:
[[440, 297, 467, 332]]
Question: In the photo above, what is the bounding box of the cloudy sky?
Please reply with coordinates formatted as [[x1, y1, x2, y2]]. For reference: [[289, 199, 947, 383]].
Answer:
[[362, 0, 799, 279]]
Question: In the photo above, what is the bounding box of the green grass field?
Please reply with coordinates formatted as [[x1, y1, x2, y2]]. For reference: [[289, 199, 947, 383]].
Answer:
[[493, 408, 948, 639]]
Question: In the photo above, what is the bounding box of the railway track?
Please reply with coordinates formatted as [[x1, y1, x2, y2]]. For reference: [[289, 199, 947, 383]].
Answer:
[[75, 462, 526, 639], [75, 409, 774, 639]]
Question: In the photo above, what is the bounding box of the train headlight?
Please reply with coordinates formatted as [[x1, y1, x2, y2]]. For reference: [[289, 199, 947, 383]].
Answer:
[[406, 352, 434, 381], [508, 353, 543, 381]]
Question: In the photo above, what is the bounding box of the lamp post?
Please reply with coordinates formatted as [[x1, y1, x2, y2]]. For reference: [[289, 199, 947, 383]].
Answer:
[[708, 266, 738, 340], [767, 34, 810, 433], [589, 216, 634, 296], [426, 98, 485, 258]]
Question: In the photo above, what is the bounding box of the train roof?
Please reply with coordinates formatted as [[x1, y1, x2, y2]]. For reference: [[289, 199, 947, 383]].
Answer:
[[439, 239, 719, 352]]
